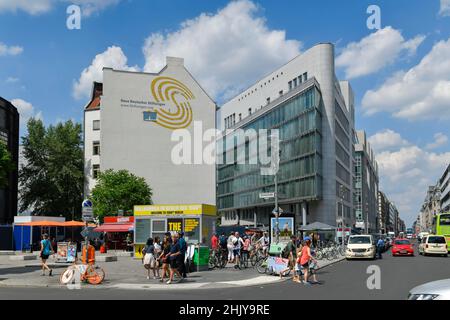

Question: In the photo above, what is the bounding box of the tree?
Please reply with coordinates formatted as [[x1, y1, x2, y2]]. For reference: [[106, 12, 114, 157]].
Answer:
[[90, 169, 152, 221], [19, 118, 84, 219], [0, 142, 14, 188]]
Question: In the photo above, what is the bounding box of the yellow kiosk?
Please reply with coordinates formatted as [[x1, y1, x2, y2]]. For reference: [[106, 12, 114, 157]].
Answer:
[[133, 204, 216, 259]]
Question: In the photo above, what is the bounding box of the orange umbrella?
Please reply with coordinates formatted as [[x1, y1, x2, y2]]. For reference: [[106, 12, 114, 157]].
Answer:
[[64, 221, 86, 227]]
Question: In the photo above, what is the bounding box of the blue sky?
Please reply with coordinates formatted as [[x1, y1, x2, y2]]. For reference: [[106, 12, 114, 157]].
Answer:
[[1, 0, 449, 226]]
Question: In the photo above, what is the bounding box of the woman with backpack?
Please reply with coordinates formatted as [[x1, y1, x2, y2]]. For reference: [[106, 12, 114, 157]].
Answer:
[[40, 233, 54, 276]]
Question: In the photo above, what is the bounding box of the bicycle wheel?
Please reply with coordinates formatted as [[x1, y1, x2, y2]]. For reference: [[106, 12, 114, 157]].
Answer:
[[208, 254, 217, 270], [250, 253, 258, 267], [60, 267, 76, 285], [255, 258, 268, 274], [219, 253, 227, 268], [86, 266, 105, 285]]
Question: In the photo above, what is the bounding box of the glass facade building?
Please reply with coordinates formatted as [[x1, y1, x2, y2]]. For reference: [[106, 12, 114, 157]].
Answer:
[[217, 85, 323, 217], [0, 97, 19, 225]]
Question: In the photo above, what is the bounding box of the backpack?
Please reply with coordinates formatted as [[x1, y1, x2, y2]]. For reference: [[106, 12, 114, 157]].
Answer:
[[281, 243, 291, 259]]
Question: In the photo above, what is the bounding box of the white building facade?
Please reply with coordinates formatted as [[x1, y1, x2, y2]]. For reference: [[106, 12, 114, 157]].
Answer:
[[84, 57, 216, 206], [217, 43, 356, 229]]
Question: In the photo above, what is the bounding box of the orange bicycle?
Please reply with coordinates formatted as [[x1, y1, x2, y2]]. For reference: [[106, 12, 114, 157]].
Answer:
[[60, 260, 105, 285]]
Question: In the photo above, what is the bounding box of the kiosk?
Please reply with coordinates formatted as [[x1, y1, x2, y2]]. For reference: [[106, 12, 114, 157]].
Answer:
[[133, 204, 217, 259]]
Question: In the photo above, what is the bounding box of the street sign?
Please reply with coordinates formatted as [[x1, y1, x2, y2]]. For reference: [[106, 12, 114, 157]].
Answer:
[[259, 192, 275, 199], [82, 207, 94, 222], [82, 199, 93, 208], [272, 207, 284, 216]]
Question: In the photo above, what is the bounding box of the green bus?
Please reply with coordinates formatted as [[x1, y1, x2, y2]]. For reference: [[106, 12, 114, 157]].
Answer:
[[432, 213, 450, 252]]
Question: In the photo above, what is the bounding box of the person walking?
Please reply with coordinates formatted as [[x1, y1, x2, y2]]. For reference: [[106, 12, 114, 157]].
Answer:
[[219, 232, 228, 264], [178, 231, 187, 278], [300, 237, 316, 285], [227, 232, 235, 264], [232, 232, 244, 269], [166, 233, 182, 284], [143, 238, 157, 279], [39, 234, 54, 276], [159, 235, 171, 283], [377, 237, 385, 259]]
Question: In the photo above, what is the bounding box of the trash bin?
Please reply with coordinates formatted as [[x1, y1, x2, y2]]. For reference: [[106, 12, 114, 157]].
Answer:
[[193, 245, 210, 272]]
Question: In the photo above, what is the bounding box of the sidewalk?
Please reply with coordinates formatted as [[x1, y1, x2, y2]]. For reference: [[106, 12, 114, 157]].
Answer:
[[0, 254, 344, 290]]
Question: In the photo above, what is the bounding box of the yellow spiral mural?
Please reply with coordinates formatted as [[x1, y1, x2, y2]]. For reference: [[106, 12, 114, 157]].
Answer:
[[150, 76, 195, 130]]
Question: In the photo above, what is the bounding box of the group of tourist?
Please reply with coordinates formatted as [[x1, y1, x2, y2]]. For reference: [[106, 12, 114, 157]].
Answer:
[[142, 231, 187, 284], [281, 235, 321, 285]]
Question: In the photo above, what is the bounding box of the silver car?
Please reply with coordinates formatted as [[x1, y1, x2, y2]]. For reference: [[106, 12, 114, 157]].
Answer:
[[408, 279, 450, 300]]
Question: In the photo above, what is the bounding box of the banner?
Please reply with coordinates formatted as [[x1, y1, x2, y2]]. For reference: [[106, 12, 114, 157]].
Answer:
[[167, 218, 183, 233]]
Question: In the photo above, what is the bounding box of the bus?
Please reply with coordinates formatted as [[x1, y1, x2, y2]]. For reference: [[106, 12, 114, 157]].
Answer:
[[432, 213, 450, 252], [406, 228, 413, 239]]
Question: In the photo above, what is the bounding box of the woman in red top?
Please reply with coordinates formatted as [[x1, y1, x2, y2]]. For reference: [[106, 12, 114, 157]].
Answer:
[[300, 237, 316, 285]]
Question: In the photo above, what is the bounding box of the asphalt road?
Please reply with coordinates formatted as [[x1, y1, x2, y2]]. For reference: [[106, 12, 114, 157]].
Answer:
[[1, 246, 449, 300]]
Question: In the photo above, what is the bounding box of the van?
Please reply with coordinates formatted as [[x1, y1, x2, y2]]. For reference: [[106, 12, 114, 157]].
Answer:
[[419, 235, 448, 257]]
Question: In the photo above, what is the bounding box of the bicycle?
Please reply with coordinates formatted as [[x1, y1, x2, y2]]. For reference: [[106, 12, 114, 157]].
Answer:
[[255, 255, 291, 276], [208, 248, 228, 269], [60, 262, 105, 285]]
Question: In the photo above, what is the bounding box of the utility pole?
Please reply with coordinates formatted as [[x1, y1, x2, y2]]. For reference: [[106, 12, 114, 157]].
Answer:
[[365, 202, 369, 234], [339, 185, 346, 245]]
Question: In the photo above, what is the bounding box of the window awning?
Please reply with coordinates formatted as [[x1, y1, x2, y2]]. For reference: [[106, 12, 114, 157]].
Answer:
[[93, 223, 134, 233]]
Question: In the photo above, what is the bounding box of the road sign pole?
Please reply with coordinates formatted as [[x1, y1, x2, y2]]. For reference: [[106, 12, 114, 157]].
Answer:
[[275, 173, 279, 244]]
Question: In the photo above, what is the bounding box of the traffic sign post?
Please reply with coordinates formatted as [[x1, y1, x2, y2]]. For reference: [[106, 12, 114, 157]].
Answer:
[[81, 199, 93, 265]]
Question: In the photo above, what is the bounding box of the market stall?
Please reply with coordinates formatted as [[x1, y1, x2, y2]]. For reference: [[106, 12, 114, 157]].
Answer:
[[133, 204, 217, 259], [93, 216, 134, 251]]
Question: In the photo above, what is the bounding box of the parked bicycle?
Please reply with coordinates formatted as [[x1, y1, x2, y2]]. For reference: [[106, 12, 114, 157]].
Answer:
[[60, 262, 105, 285]]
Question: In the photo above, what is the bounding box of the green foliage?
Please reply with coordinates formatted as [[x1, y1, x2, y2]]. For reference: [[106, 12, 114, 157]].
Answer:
[[0, 142, 14, 188], [19, 118, 84, 218], [90, 169, 152, 221]]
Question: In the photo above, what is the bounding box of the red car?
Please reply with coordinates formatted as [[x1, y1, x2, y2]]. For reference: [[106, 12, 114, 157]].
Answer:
[[392, 238, 414, 256]]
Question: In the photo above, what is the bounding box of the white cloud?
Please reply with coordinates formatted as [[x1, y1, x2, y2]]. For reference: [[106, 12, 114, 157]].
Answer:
[[362, 37, 450, 120], [0, 0, 52, 15], [370, 130, 450, 226], [0, 42, 23, 56], [336, 27, 425, 79], [440, 0, 450, 16], [426, 132, 448, 150], [64, 0, 121, 17], [142, 0, 301, 100], [72, 46, 138, 100], [10, 98, 43, 129], [0, 0, 121, 16], [368, 129, 409, 152], [5, 77, 19, 83]]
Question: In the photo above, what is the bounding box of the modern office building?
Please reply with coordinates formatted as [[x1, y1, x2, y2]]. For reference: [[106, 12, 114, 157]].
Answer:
[[354, 130, 379, 233], [217, 43, 356, 230], [439, 164, 450, 212], [377, 191, 389, 234], [388, 201, 399, 234], [0, 97, 19, 224], [84, 57, 216, 206]]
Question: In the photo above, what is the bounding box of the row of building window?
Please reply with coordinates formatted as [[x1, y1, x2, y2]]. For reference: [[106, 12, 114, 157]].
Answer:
[[288, 72, 308, 91], [218, 175, 320, 209], [237, 72, 285, 102]]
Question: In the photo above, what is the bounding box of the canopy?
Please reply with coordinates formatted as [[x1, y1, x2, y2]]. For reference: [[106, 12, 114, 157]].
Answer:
[[93, 223, 133, 233], [64, 220, 87, 227], [16, 221, 97, 227], [298, 222, 336, 231], [16, 221, 65, 227]]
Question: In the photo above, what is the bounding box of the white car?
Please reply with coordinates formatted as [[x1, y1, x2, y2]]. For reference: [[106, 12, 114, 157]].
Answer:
[[418, 235, 448, 257], [408, 279, 450, 300], [345, 235, 376, 259]]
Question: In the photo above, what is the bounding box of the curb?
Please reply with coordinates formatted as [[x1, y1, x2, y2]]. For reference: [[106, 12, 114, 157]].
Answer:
[[0, 258, 345, 291]]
